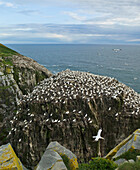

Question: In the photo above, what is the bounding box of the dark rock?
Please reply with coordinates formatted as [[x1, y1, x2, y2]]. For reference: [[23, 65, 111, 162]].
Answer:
[[0, 44, 52, 146], [9, 70, 140, 169]]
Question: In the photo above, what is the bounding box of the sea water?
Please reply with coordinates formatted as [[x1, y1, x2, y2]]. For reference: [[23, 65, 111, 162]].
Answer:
[[7, 44, 140, 93]]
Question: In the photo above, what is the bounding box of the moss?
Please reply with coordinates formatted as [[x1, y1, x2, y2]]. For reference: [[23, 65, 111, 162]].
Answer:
[[118, 160, 140, 170], [0, 85, 11, 90], [115, 149, 140, 162], [61, 155, 71, 170], [35, 71, 46, 83], [79, 157, 118, 170]]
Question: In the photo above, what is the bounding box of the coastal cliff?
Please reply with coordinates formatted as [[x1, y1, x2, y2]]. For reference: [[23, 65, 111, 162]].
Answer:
[[0, 43, 52, 145], [8, 70, 140, 169]]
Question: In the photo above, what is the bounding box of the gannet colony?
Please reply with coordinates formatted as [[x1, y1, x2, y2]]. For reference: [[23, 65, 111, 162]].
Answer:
[[9, 69, 140, 168]]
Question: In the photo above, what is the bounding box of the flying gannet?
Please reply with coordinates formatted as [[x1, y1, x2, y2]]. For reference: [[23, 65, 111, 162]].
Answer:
[[92, 129, 104, 141]]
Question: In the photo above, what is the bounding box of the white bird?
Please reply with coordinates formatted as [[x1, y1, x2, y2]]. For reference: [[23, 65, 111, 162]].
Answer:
[[92, 129, 104, 141]]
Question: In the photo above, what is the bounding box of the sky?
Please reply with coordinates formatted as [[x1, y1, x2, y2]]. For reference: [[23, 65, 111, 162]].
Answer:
[[1, 0, 140, 44]]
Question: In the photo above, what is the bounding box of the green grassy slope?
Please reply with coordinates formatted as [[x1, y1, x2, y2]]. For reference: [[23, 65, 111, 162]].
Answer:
[[0, 43, 18, 56], [0, 43, 19, 67]]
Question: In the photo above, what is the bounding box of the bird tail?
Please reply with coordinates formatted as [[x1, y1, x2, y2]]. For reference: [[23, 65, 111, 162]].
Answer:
[[100, 137, 104, 140]]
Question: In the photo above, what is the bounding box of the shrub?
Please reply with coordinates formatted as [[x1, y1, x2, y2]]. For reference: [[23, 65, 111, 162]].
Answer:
[[79, 157, 118, 170], [115, 149, 140, 161], [118, 160, 140, 170]]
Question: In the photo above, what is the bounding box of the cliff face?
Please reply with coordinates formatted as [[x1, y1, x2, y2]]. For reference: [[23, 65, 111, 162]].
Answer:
[[9, 70, 140, 169], [0, 44, 52, 145]]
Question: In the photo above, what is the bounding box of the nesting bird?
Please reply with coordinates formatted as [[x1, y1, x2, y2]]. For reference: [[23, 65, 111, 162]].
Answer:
[[9, 69, 140, 143]]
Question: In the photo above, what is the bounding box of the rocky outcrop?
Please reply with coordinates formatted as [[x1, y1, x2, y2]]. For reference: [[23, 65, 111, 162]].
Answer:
[[39, 141, 78, 170], [36, 141, 78, 170], [0, 143, 27, 170], [0, 142, 78, 170], [105, 129, 140, 163], [37, 149, 67, 170], [0, 44, 52, 146], [9, 70, 140, 169]]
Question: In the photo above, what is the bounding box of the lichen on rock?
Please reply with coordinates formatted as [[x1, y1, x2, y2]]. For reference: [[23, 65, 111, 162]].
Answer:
[[105, 129, 140, 162]]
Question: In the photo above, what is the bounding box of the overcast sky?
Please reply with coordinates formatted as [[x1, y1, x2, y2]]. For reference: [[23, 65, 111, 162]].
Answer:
[[1, 0, 140, 44]]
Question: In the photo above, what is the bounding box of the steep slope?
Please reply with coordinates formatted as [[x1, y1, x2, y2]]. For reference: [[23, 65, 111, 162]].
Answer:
[[0, 43, 52, 146], [9, 70, 140, 169]]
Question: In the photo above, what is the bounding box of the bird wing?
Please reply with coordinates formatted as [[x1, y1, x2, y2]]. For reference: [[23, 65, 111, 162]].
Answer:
[[92, 136, 97, 138], [97, 129, 102, 137]]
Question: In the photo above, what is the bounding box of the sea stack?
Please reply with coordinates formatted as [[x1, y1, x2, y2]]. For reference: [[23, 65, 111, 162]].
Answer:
[[9, 70, 140, 169]]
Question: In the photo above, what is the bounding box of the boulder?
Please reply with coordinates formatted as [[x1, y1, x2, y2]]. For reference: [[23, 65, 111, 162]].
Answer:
[[36, 141, 78, 170], [105, 129, 140, 161], [47, 141, 78, 170], [136, 155, 140, 162], [128, 159, 135, 163], [114, 158, 128, 165], [0, 143, 26, 170], [36, 149, 67, 170]]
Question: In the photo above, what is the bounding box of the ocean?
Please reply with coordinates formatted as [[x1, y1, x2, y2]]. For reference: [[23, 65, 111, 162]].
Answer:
[[7, 44, 140, 93]]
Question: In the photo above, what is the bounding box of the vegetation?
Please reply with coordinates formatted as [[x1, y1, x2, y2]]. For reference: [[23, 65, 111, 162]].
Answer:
[[0, 43, 17, 55], [61, 155, 71, 170], [79, 157, 118, 170], [118, 161, 140, 170], [115, 149, 140, 161], [0, 43, 18, 68]]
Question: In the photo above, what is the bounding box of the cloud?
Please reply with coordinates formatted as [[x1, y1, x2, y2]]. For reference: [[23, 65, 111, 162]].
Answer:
[[0, 1, 15, 8], [127, 39, 140, 42], [0, 33, 13, 37], [18, 9, 40, 15], [13, 28, 33, 31], [64, 11, 86, 21], [1, 23, 139, 44]]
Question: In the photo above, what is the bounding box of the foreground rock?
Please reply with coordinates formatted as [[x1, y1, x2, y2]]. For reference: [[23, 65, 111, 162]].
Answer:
[[0, 44, 52, 146], [9, 70, 140, 168], [38, 141, 78, 170], [37, 149, 67, 170], [105, 128, 140, 165], [37, 141, 78, 170], [0, 143, 27, 170]]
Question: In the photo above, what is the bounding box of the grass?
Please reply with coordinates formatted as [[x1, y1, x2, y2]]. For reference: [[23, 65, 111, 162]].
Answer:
[[0, 43, 17, 55], [118, 161, 140, 170], [0, 43, 18, 75], [115, 149, 140, 162]]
